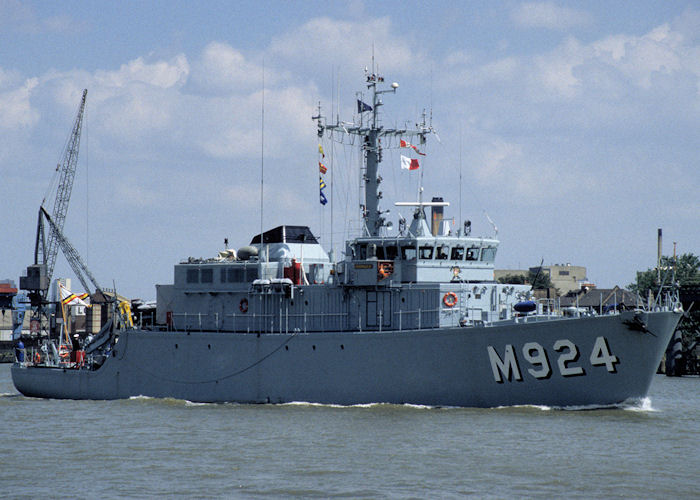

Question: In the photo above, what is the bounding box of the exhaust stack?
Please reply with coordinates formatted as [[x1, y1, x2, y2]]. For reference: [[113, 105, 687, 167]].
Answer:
[[431, 197, 444, 236]]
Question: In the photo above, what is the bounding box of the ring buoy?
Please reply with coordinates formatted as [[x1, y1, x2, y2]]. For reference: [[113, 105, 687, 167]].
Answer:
[[239, 298, 249, 313], [378, 262, 393, 279], [34, 352, 41, 364], [443, 292, 458, 308]]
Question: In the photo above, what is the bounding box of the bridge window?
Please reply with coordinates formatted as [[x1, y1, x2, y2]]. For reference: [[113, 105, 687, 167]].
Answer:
[[466, 247, 480, 261], [246, 267, 258, 282], [437, 245, 449, 260], [451, 246, 465, 260], [358, 244, 367, 260], [482, 247, 497, 262], [186, 269, 199, 283], [385, 245, 398, 260], [201, 268, 213, 283], [419, 245, 434, 259], [401, 246, 416, 260]]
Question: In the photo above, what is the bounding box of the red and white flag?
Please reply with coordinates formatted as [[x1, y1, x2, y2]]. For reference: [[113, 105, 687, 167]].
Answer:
[[400, 139, 425, 156], [400, 155, 420, 170]]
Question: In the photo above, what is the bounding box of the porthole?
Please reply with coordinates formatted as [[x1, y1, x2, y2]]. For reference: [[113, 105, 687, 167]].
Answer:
[[285, 345, 289, 351], [312, 345, 316, 351], [305, 300, 309, 306], [175, 344, 178, 349], [340, 344, 344, 350]]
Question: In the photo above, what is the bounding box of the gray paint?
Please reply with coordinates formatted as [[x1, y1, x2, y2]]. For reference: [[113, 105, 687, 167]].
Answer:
[[12, 310, 680, 407]]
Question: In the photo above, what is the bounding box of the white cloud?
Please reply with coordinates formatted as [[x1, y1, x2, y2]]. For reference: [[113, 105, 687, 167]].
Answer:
[[445, 15, 700, 104], [189, 42, 279, 94], [592, 25, 684, 89], [0, 0, 81, 34], [532, 37, 586, 98], [435, 12, 700, 210], [511, 2, 592, 31], [0, 77, 39, 129], [476, 138, 523, 182], [29, 55, 192, 146], [94, 55, 190, 90], [0, 67, 22, 89], [17, 48, 318, 165], [269, 17, 422, 76], [196, 85, 317, 160]]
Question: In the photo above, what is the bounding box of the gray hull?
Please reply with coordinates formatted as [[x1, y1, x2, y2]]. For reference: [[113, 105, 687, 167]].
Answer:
[[11, 310, 680, 407]]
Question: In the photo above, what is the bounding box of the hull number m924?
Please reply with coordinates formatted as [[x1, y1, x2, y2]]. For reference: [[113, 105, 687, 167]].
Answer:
[[487, 337, 619, 383]]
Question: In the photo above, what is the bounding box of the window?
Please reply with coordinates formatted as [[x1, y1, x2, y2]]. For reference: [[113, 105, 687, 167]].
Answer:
[[201, 268, 213, 283], [451, 246, 465, 260], [385, 246, 398, 260], [246, 267, 258, 282], [227, 268, 244, 282], [466, 247, 480, 261], [401, 246, 416, 260], [481, 247, 497, 262], [375, 246, 385, 259], [559, 270, 570, 276], [358, 244, 367, 260], [437, 245, 449, 260], [419, 245, 434, 259], [186, 269, 199, 283]]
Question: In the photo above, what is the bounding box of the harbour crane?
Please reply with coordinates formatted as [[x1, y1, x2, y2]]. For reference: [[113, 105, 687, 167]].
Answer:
[[19, 89, 132, 360], [21, 89, 87, 306]]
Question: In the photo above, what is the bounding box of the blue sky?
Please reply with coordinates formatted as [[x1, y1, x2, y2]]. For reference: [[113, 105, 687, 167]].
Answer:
[[1, 0, 698, 299]]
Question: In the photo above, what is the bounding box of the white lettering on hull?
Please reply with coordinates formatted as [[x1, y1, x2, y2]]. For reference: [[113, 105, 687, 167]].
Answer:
[[487, 345, 522, 383], [488, 337, 619, 383]]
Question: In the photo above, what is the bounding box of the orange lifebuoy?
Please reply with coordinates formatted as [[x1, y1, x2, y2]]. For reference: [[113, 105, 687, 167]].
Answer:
[[443, 292, 458, 308], [34, 352, 41, 364], [239, 298, 249, 313], [378, 262, 393, 279]]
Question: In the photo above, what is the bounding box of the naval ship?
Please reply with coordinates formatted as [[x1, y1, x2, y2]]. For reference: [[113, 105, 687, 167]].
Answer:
[[12, 69, 682, 407]]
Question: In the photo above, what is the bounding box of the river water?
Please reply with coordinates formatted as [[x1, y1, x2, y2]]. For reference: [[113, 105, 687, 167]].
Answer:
[[1, 363, 697, 499]]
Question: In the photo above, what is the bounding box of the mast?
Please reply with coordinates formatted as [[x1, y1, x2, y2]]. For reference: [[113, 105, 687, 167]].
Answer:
[[314, 68, 431, 237]]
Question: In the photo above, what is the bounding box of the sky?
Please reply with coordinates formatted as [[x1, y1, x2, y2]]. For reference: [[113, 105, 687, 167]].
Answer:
[[1, 0, 698, 300]]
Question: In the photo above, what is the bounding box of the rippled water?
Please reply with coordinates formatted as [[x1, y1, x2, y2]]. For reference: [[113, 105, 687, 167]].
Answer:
[[1, 364, 698, 499]]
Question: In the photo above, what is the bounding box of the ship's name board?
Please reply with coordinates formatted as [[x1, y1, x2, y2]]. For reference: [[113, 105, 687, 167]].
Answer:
[[354, 264, 373, 269], [487, 336, 619, 383]]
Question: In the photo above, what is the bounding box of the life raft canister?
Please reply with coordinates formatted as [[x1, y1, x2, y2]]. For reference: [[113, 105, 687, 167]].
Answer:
[[239, 298, 249, 313], [443, 292, 458, 308]]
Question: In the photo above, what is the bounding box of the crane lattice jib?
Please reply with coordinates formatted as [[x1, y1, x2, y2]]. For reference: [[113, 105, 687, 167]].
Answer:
[[43, 89, 88, 284], [40, 207, 102, 296]]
